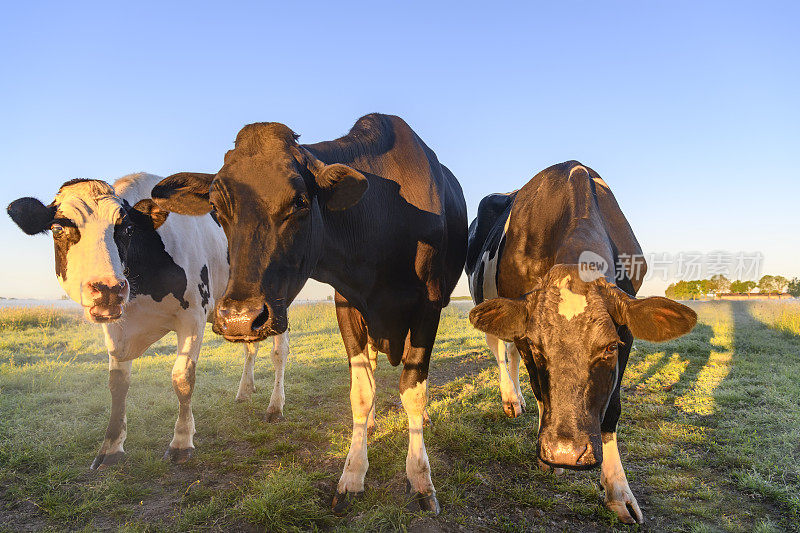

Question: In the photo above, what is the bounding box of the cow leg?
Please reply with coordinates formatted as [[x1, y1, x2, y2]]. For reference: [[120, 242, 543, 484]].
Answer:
[[92, 322, 166, 471], [486, 333, 524, 417], [265, 331, 289, 422], [366, 343, 378, 435], [164, 322, 203, 464], [91, 356, 132, 470], [601, 432, 642, 524], [599, 326, 642, 523], [235, 342, 259, 402], [332, 293, 374, 514], [505, 341, 526, 413], [401, 306, 441, 515]]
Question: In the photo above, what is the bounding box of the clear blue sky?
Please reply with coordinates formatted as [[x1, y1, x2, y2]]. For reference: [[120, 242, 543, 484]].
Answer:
[[1, 1, 798, 299]]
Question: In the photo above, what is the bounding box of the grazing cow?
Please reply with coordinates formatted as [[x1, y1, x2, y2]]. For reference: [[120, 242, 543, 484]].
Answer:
[[7, 173, 290, 469], [150, 113, 468, 514], [466, 161, 696, 523]]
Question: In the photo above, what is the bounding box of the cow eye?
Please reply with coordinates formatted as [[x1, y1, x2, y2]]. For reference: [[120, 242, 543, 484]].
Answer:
[[604, 342, 619, 355], [51, 224, 64, 237], [293, 195, 309, 211]]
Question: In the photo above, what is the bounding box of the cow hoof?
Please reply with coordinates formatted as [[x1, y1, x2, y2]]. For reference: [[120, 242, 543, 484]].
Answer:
[[366, 423, 376, 437], [423, 410, 433, 427], [503, 401, 524, 418], [235, 394, 251, 403], [405, 480, 441, 515], [90, 451, 125, 470], [264, 410, 285, 423], [331, 489, 362, 516], [163, 447, 194, 464], [605, 496, 644, 524]]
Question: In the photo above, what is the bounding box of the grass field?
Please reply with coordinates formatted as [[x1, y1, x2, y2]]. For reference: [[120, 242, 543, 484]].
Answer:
[[0, 300, 799, 532]]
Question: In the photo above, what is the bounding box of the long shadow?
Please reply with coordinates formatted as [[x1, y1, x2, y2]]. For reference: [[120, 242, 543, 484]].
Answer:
[[707, 301, 799, 526], [626, 318, 720, 400]]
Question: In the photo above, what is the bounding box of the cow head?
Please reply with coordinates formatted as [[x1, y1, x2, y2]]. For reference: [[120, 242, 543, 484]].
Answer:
[[151, 122, 368, 341], [7, 179, 169, 323], [469, 264, 696, 469]]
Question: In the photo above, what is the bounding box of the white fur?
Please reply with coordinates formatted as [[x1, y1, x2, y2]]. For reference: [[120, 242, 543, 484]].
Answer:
[[400, 379, 434, 494], [557, 276, 587, 320], [601, 432, 643, 523], [47, 173, 290, 464], [486, 334, 524, 417], [338, 347, 375, 493]]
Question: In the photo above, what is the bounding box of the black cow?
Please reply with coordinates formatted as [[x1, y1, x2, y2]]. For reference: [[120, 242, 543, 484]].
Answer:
[[466, 161, 696, 523], [150, 113, 468, 514]]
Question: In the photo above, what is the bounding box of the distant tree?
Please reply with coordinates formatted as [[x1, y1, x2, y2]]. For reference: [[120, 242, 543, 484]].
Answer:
[[710, 274, 731, 294], [665, 280, 691, 300], [665, 283, 676, 299], [788, 278, 800, 298], [773, 275, 789, 293], [730, 280, 756, 294], [686, 280, 705, 300], [758, 275, 777, 294]]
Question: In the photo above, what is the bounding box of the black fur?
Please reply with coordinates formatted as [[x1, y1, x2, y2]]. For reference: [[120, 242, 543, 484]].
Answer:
[[114, 201, 189, 309], [467, 161, 696, 471], [198, 265, 210, 310], [7, 197, 56, 235]]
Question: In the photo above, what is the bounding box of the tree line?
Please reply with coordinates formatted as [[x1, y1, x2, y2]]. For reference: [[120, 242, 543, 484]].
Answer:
[[665, 275, 800, 300]]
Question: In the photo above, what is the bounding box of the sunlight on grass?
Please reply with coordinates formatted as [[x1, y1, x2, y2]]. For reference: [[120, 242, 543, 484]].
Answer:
[[675, 312, 733, 416], [1, 300, 799, 531]]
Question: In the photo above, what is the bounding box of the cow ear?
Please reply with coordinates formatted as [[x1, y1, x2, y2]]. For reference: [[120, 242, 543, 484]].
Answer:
[[151, 172, 214, 215], [316, 164, 369, 211], [469, 297, 528, 342], [623, 297, 697, 341], [132, 199, 169, 230], [600, 281, 697, 341], [293, 146, 368, 211], [7, 197, 56, 235]]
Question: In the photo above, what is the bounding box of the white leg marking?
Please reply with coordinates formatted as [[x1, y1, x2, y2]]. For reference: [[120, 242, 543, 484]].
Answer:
[[367, 344, 378, 433], [505, 341, 526, 413], [169, 325, 202, 451], [487, 333, 523, 417], [401, 379, 434, 494], [337, 347, 375, 494], [266, 332, 289, 419], [601, 432, 643, 524], [236, 342, 258, 402]]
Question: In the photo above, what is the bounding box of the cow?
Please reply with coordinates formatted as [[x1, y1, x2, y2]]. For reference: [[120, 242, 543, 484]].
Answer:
[[6, 173, 290, 469], [150, 113, 468, 514], [466, 161, 696, 524]]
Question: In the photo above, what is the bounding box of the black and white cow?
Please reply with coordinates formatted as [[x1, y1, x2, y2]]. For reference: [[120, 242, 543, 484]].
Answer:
[[7, 173, 290, 468], [466, 161, 696, 523], [150, 114, 468, 514]]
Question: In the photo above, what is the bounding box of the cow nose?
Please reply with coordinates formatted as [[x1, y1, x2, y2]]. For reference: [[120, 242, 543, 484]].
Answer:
[[87, 277, 128, 305], [540, 438, 599, 469], [214, 302, 270, 339]]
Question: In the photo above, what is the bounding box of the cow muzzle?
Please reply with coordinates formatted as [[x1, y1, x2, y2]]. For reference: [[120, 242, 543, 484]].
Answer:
[[538, 434, 602, 470], [83, 277, 129, 323], [213, 300, 287, 341]]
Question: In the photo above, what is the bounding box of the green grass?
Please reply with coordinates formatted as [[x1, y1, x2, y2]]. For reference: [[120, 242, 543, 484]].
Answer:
[[0, 300, 799, 531]]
